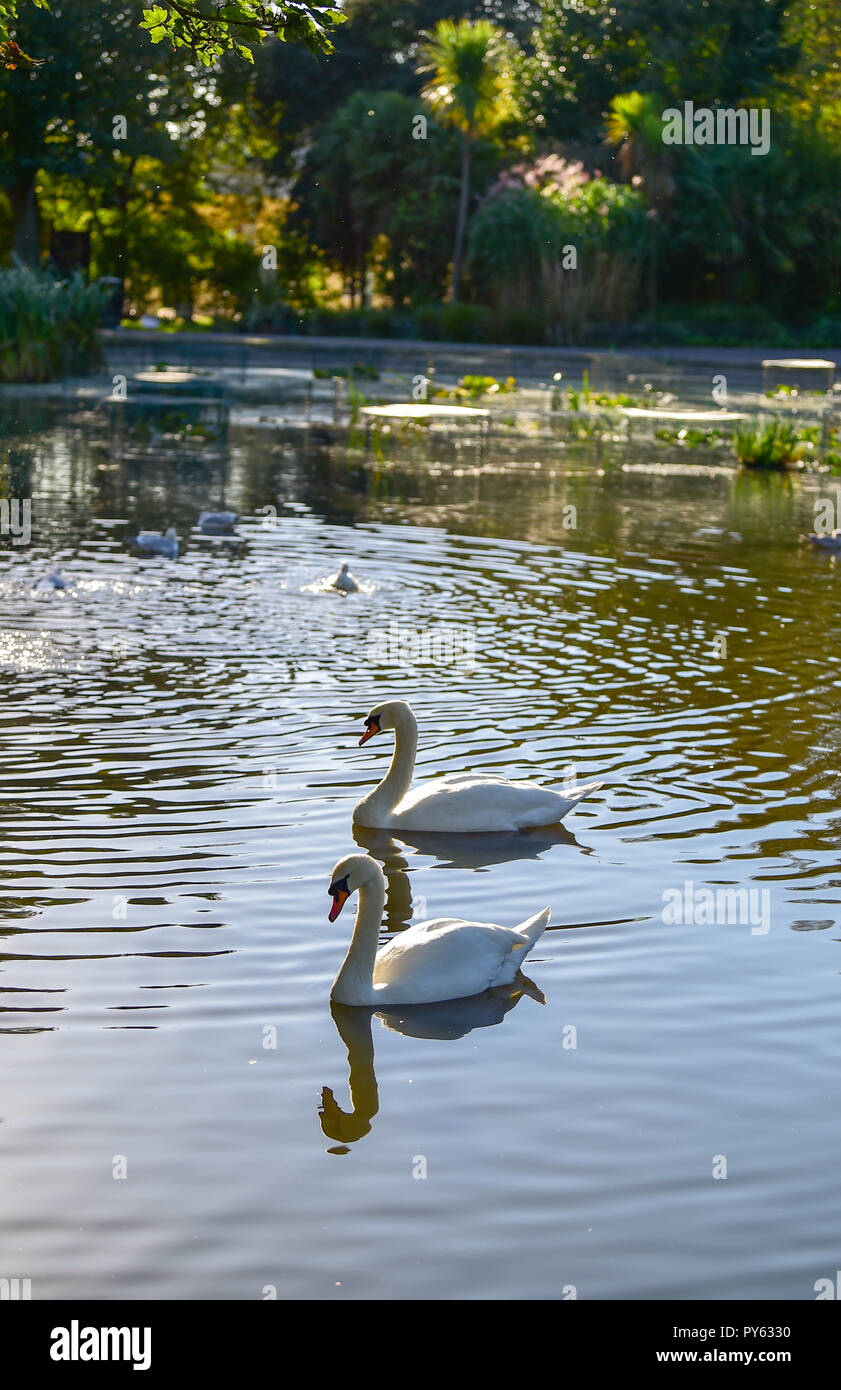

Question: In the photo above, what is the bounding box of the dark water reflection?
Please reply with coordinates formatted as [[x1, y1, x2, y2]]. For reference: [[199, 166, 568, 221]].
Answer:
[[0, 398, 839, 1299]]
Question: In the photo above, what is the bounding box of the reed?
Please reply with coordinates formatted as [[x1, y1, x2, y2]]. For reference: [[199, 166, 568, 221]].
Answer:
[[0, 264, 107, 382]]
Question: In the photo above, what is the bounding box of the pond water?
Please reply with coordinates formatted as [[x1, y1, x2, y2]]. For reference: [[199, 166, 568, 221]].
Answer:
[[1, 399, 839, 1300]]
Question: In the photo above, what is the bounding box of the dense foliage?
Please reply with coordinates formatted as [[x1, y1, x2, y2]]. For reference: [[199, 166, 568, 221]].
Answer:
[[468, 163, 649, 339], [2, 0, 840, 346]]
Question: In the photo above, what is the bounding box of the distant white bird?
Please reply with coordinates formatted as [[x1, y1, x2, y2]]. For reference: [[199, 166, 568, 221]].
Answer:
[[329, 561, 360, 593], [199, 511, 238, 535], [134, 527, 179, 559], [327, 853, 551, 1006], [33, 568, 68, 591], [804, 530, 841, 551]]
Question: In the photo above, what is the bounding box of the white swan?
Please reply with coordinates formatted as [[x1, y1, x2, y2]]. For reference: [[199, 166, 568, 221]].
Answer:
[[199, 510, 238, 534], [33, 568, 68, 591], [329, 561, 360, 593], [353, 699, 602, 832], [327, 854, 550, 1005], [134, 527, 178, 559]]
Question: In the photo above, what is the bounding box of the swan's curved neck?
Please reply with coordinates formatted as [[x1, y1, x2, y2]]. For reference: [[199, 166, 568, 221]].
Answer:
[[331, 873, 385, 1006], [319, 1004, 379, 1143], [355, 710, 418, 825]]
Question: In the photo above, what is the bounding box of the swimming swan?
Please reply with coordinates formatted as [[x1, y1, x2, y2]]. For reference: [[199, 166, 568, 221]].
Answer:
[[329, 561, 360, 593], [199, 511, 238, 534], [33, 569, 68, 591], [352, 698, 602, 832], [134, 527, 179, 559], [327, 854, 550, 1006]]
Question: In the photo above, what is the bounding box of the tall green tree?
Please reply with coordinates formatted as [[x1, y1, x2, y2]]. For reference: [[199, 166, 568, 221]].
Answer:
[[0, 0, 215, 266], [291, 88, 500, 307], [251, 0, 500, 182], [518, 0, 799, 142], [780, 0, 841, 132], [418, 18, 518, 301]]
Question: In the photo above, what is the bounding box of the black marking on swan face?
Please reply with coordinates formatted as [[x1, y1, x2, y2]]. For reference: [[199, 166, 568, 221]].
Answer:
[[359, 713, 382, 745], [328, 872, 351, 920]]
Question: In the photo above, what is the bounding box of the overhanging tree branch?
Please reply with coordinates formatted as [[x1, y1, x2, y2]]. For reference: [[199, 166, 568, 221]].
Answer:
[[141, 2, 345, 65], [0, 1, 344, 68]]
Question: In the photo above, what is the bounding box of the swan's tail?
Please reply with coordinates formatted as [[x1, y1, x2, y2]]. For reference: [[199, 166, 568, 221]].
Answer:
[[514, 906, 551, 948], [555, 778, 604, 810]]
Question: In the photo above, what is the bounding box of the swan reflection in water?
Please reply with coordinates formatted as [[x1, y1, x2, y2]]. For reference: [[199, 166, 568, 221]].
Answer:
[[319, 975, 544, 1151], [352, 822, 585, 933], [353, 819, 583, 877]]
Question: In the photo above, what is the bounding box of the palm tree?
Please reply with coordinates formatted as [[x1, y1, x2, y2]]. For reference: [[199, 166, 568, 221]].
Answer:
[[418, 19, 517, 303], [605, 91, 675, 329], [604, 91, 674, 214]]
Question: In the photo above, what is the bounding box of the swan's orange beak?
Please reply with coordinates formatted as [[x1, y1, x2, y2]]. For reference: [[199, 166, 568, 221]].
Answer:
[[359, 718, 379, 746], [328, 888, 349, 921]]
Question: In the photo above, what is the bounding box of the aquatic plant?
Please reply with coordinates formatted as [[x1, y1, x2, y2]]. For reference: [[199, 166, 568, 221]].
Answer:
[[436, 374, 516, 400], [346, 382, 370, 424], [734, 417, 799, 470], [556, 369, 646, 412], [655, 426, 726, 448]]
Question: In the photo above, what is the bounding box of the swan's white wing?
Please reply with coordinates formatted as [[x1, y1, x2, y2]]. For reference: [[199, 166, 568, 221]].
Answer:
[[372, 918, 528, 1004], [389, 772, 602, 832]]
